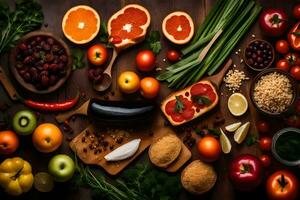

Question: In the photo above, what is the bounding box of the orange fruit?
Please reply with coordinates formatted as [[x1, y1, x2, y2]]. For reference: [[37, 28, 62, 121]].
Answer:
[[162, 11, 194, 45], [62, 5, 100, 44], [197, 136, 221, 162], [140, 77, 160, 99], [118, 71, 140, 94], [107, 4, 151, 50], [32, 123, 63, 153]]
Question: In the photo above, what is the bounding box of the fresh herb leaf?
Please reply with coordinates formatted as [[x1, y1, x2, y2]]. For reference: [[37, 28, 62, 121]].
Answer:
[[245, 135, 258, 146], [174, 96, 184, 113], [192, 95, 212, 105], [99, 21, 113, 48], [0, 0, 44, 54], [71, 48, 85, 70], [146, 31, 162, 54]]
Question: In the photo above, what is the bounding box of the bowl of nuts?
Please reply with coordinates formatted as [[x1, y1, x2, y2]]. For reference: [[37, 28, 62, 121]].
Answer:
[[10, 31, 72, 94], [244, 39, 274, 71], [250, 68, 297, 117]]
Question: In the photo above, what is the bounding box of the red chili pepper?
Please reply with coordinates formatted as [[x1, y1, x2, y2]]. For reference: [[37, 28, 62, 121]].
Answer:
[[288, 22, 300, 51], [24, 92, 79, 111]]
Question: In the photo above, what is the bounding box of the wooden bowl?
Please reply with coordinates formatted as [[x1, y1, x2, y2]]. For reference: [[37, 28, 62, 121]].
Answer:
[[10, 31, 72, 94], [250, 68, 298, 117], [243, 39, 274, 72]]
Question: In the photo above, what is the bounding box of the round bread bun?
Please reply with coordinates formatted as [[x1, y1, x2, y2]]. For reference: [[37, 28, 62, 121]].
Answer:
[[149, 134, 182, 168], [181, 160, 217, 195]]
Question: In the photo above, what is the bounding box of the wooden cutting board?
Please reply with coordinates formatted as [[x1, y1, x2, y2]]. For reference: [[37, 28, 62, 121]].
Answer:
[[70, 125, 153, 175]]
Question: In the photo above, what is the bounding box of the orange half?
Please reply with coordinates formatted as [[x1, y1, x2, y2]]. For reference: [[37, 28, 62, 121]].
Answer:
[[62, 5, 100, 44], [162, 11, 194, 45]]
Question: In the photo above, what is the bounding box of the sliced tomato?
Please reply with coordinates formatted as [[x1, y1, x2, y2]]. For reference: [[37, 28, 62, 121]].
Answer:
[[182, 108, 195, 120], [164, 95, 194, 122], [190, 83, 217, 108]]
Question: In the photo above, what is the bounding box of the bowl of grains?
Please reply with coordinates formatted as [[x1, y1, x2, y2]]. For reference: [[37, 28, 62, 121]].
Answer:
[[250, 69, 297, 116]]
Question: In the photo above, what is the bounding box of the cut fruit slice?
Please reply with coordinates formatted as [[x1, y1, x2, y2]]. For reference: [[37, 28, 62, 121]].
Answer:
[[34, 172, 54, 192], [62, 5, 100, 44], [162, 11, 194, 45], [234, 122, 250, 144], [220, 128, 232, 154], [107, 4, 151, 50], [225, 122, 242, 132], [227, 93, 248, 116]]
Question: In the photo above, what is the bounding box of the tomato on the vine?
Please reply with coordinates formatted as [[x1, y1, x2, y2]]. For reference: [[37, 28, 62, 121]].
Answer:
[[275, 40, 290, 54], [290, 66, 300, 80], [276, 59, 290, 72], [259, 137, 272, 151]]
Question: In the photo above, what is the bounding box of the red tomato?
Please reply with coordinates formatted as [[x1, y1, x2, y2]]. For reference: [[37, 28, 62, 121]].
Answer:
[[293, 4, 300, 19], [136, 50, 156, 72], [0, 130, 19, 155], [266, 170, 299, 200], [140, 77, 160, 99], [286, 115, 300, 128], [166, 50, 181, 62], [285, 53, 300, 66], [259, 137, 272, 151], [259, 9, 288, 37], [290, 66, 300, 80], [197, 136, 221, 162], [257, 121, 270, 134], [275, 40, 290, 54], [276, 59, 291, 72], [260, 155, 271, 168], [87, 44, 108, 66]]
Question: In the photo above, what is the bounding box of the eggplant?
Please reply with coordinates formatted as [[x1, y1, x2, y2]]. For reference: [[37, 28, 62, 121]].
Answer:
[[88, 99, 156, 125]]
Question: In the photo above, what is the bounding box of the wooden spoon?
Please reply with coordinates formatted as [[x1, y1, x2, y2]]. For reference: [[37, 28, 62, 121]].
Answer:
[[0, 65, 19, 100], [93, 49, 118, 92]]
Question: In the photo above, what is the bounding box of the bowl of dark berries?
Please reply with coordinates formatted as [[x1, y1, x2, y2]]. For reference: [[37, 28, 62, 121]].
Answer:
[[10, 31, 72, 94], [244, 39, 274, 72]]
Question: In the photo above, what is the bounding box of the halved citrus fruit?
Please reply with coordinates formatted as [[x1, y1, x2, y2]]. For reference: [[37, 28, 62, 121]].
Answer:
[[107, 4, 151, 50], [162, 11, 194, 45], [227, 93, 248, 116], [62, 5, 100, 44]]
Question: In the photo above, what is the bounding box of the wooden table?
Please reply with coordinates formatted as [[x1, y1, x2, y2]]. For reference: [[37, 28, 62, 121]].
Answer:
[[0, 0, 298, 200]]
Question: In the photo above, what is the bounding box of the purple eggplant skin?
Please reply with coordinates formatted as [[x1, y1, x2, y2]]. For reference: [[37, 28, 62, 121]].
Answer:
[[88, 99, 156, 125]]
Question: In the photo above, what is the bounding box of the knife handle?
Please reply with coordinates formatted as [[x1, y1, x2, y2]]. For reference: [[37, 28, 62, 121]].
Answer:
[[55, 100, 90, 123]]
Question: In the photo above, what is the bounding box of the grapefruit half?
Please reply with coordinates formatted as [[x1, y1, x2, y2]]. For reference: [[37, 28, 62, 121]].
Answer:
[[162, 11, 194, 45], [62, 5, 100, 44], [107, 4, 151, 50]]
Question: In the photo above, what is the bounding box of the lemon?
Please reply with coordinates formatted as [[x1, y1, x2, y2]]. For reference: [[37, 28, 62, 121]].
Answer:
[[220, 128, 231, 154], [227, 93, 248, 116], [225, 122, 242, 132], [34, 172, 54, 192], [234, 122, 250, 144]]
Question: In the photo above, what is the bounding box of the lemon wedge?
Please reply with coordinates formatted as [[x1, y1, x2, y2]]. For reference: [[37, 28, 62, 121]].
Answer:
[[220, 128, 231, 154], [228, 93, 248, 116], [225, 122, 242, 132], [234, 122, 250, 144]]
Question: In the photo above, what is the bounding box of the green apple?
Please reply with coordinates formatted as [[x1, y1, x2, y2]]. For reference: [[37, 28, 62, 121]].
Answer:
[[48, 154, 75, 182], [13, 110, 37, 135]]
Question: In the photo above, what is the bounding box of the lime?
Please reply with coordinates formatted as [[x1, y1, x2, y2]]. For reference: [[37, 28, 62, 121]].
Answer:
[[34, 172, 54, 192], [227, 93, 248, 116], [225, 122, 242, 132], [234, 122, 250, 144]]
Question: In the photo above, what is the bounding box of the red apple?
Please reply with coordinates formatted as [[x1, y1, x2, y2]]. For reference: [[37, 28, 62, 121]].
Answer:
[[229, 154, 263, 191]]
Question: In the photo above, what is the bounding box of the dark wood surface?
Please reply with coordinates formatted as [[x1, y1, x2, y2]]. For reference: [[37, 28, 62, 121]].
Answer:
[[0, 0, 299, 200]]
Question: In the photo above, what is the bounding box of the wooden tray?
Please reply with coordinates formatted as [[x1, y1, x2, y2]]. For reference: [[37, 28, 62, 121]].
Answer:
[[70, 125, 153, 175]]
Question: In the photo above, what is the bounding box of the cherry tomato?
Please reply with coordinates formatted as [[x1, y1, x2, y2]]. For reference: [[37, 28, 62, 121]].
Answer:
[[257, 121, 270, 134], [266, 170, 299, 200], [136, 50, 156, 72], [140, 77, 160, 99], [275, 40, 290, 54], [276, 59, 290, 72], [259, 137, 272, 151], [260, 155, 271, 168], [87, 44, 108, 66], [166, 50, 181, 62], [293, 4, 300, 20], [285, 53, 300, 66], [259, 9, 288, 37], [197, 136, 221, 162], [0, 130, 19, 155], [290, 66, 300, 80]]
